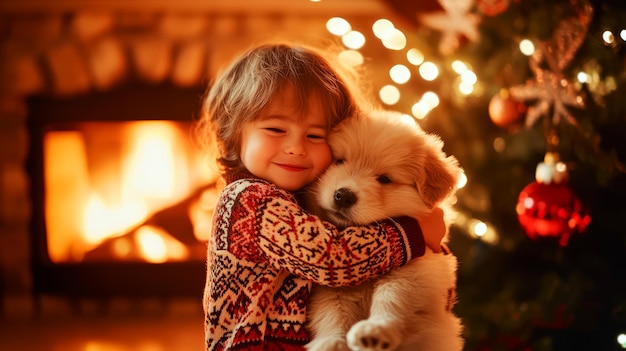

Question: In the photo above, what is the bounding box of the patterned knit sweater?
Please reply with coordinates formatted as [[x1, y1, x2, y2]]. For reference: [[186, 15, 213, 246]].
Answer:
[[203, 173, 425, 351]]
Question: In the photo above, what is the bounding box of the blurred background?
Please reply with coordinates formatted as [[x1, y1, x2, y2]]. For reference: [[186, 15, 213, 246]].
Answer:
[[0, 0, 624, 350]]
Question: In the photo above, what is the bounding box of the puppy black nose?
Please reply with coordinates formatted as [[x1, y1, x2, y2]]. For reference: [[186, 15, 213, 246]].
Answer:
[[334, 188, 357, 209]]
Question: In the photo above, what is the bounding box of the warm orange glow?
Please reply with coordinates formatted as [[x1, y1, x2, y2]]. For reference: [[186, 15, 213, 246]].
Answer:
[[124, 123, 180, 201], [44, 121, 217, 263], [44, 131, 91, 262], [136, 225, 189, 263], [190, 187, 220, 242], [82, 192, 148, 245]]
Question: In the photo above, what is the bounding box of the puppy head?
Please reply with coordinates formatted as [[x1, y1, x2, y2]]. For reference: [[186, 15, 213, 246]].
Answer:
[[308, 110, 460, 227]]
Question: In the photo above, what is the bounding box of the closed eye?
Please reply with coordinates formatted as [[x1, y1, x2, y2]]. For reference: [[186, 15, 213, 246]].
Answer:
[[335, 159, 345, 165], [307, 134, 326, 142], [376, 175, 392, 184], [264, 127, 285, 133]]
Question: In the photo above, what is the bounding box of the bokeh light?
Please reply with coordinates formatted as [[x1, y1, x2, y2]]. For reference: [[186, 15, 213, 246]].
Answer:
[[379, 85, 401, 105], [342, 30, 365, 49], [372, 18, 395, 39], [326, 17, 351, 36], [337, 49, 364, 67], [519, 39, 535, 56], [389, 64, 411, 84], [381, 28, 406, 50], [419, 61, 439, 81], [407, 48, 425, 66]]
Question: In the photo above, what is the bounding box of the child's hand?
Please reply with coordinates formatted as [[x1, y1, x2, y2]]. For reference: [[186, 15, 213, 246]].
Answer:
[[420, 207, 445, 253]]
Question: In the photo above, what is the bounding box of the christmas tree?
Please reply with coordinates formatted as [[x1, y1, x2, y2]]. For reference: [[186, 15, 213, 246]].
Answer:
[[327, 0, 626, 349]]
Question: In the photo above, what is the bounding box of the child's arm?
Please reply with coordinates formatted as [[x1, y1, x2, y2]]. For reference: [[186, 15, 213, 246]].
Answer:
[[218, 180, 427, 287]]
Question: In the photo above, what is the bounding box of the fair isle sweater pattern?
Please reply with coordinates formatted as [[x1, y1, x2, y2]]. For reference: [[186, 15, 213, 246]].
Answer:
[[204, 178, 425, 351]]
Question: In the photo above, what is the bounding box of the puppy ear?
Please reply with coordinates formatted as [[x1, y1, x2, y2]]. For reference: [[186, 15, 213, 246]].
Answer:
[[416, 149, 460, 209]]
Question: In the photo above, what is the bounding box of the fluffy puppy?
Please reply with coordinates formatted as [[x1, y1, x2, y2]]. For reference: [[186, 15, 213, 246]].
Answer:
[[304, 109, 464, 351]]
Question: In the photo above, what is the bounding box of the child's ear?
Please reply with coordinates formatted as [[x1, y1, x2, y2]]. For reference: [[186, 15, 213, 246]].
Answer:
[[416, 151, 460, 209]]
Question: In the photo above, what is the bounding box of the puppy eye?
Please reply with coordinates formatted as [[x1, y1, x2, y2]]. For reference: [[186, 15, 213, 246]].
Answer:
[[335, 159, 345, 165], [376, 175, 392, 184]]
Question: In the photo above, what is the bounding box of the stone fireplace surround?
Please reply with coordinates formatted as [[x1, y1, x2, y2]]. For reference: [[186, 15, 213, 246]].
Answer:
[[0, 0, 396, 316]]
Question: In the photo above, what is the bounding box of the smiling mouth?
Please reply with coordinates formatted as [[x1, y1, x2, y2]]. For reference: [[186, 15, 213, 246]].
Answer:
[[276, 163, 307, 172]]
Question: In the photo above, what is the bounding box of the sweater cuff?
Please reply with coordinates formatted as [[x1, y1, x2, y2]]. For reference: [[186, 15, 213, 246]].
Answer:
[[394, 216, 426, 260]]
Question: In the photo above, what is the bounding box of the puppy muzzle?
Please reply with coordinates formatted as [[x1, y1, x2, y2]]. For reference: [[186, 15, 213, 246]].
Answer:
[[333, 188, 357, 209]]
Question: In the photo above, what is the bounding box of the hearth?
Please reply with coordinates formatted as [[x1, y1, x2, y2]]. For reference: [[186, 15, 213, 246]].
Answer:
[[26, 83, 218, 299]]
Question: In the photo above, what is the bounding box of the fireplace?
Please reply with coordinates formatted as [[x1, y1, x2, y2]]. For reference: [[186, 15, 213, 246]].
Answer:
[[0, 1, 403, 313], [26, 82, 219, 299]]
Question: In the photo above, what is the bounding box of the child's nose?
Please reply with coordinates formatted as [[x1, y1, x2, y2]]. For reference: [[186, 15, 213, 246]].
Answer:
[[285, 138, 306, 156]]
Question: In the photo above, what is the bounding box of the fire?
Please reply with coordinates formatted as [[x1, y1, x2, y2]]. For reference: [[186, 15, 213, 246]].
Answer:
[[44, 121, 216, 263], [136, 225, 188, 263], [82, 192, 148, 245], [123, 123, 180, 202]]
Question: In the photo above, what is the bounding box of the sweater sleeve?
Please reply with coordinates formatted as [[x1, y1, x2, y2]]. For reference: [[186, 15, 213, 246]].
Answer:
[[214, 179, 426, 287]]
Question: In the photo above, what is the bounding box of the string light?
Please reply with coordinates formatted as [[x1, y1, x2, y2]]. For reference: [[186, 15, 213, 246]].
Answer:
[[519, 39, 535, 56], [460, 70, 477, 85], [419, 61, 439, 81], [411, 91, 439, 119], [468, 219, 499, 244], [411, 101, 431, 119], [621, 29, 626, 42], [577, 71, 589, 83], [372, 19, 395, 39], [407, 48, 425, 66], [337, 49, 363, 68], [602, 30, 615, 45], [342, 30, 365, 49], [371, 18, 406, 50], [326, 17, 351, 36], [379, 84, 401, 105], [421, 91, 439, 108], [473, 221, 487, 237], [451, 60, 468, 74], [618, 333, 626, 349], [458, 82, 474, 95], [389, 64, 411, 84], [450, 60, 477, 95], [381, 28, 406, 50]]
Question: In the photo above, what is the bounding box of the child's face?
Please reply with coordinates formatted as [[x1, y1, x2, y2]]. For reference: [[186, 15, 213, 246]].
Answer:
[[240, 85, 332, 191]]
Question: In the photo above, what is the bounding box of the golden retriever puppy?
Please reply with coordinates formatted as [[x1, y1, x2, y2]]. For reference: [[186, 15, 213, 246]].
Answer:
[[304, 109, 464, 351]]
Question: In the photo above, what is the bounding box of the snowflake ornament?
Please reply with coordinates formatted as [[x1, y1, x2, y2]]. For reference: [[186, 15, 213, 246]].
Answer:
[[419, 0, 481, 55], [510, 54, 585, 127], [509, 1, 593, 128]]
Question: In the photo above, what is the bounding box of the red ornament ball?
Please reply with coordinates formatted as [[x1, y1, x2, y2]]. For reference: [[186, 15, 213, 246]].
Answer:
[[488, 90, 526, 127], [516, 181, 591, 246]]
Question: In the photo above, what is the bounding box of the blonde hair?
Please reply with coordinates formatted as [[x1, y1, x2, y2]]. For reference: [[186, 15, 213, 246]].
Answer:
[[196, 42, 362, 173]]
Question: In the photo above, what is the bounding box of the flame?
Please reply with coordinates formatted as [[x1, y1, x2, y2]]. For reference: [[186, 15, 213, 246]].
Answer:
[[44, 131, 90, 262], [123, 123, 181, 201], [44, 121, 215, 263], [136, 225, 188, 263], [82, 193, 148, 245]]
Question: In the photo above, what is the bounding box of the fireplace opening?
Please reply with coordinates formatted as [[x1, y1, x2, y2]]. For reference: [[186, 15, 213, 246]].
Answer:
[[27, 83, 219, 299]]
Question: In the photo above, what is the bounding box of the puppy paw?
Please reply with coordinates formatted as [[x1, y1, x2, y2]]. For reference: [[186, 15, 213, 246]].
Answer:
[[347, 320, 401, 351], [306, 336, 350, 351]]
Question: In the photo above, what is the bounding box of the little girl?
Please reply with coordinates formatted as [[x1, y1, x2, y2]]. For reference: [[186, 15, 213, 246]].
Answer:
[[196, 42, 445, 351]]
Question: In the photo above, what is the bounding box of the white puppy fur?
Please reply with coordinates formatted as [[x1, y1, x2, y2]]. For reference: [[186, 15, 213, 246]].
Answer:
[[304, 109, 464, 351]]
